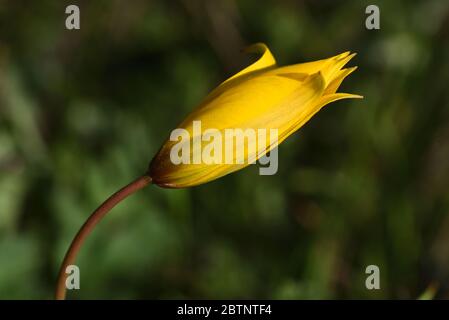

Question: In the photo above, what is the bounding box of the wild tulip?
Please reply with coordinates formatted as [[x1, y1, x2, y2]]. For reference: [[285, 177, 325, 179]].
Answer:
[[56, 43, 362, 299]]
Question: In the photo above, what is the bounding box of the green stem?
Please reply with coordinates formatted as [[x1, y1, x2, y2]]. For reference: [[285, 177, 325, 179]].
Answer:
[[55, 174, 152, 300]]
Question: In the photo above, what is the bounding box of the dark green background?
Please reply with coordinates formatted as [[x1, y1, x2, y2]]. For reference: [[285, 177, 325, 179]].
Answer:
[[1, 0, 449, 299]]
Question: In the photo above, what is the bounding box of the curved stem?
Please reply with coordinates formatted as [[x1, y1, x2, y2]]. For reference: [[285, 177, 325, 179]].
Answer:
[[55, 174, 152, 300]]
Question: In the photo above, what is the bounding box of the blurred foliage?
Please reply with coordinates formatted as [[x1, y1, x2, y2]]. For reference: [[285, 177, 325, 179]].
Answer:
[[1, 0, 449, 299]]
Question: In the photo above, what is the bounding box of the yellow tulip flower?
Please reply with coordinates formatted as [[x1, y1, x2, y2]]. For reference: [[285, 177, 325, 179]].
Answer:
[[56, 43, 362, 299], [149, 43, 362, 188]]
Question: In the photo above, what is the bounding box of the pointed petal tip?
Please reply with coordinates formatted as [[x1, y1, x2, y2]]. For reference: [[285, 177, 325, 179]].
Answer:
[[223, 43, 276, 85], [334, 51, 357, 61], [339, 52, 357, 63], [341, 93, 364, 99], [242, 42, 269, 54], [341, 66, 358, 77], [336, 51, 351, 59]]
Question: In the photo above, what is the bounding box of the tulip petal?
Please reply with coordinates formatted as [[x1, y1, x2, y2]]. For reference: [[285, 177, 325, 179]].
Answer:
[[317, 92, 364, 107], [223, 43, 276, 84], [319, 52, 357, 86], [278, 92, 362, 146], [266, 51, 351, 79], [324, 66, 358, 95]]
